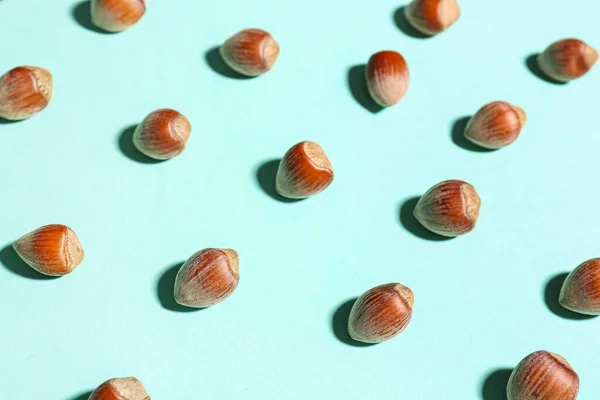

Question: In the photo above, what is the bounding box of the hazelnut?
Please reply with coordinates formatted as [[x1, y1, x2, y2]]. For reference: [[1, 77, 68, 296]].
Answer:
[[465, 101, 526, 149], [13, 224, 84, 277], [507, 351, 579, 400], [275, 141, 334, 199], [89, 377, 150, 400], [538, 39, 598, 82], [174, 248, 239, 308], [560, 258, 600, 315], [365, 51, 410, 107], [348, 283, 414, 343], [0, 66, 52, 120], [413, 180, 481, 237], [220, 29, 280, 77], [132, 109, 191, 160], [91, 0, 146, 33], [404, 0, 460, 36]]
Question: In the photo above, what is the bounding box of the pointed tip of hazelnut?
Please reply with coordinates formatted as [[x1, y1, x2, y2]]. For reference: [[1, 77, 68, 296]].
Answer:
[[221, 248, 239, 278], [348, 283, 414, 343], [559, 258, 600, 315], [91, 0, 146, 32], [220, 29, 280, 77], [0, 66, 53, 120], [365, 50, 410, 107], [508, 350, 579, 400], [584, 44, 599, 68], [90, 377, 150, 400], [464, 101, 526, 149], [132, 108, 191, 160], [13, 224, 84, 276], [413, 180, 481, 237], [275, 141, 334, 199], [404, 0, 460, 36], [174, 248, 240, 308]]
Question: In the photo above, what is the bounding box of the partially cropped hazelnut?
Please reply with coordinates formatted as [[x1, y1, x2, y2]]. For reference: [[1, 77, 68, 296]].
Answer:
[[465, 101, 526, 149], [275, 141, 334, 199], [132, 109, 191, 160], [89, 377, 150, 400], [220, 29, 280, 77], [538, 39, 598, 82], [91, 0, 146, 33], [413, 180, 481, 237], [0, 66, 52, 120], [174, 248, 239, 308], [507, 351, 579, 400], [365, 51, 410, 107], [560, 258, 600, 315], [348, 283, 414, 343], [13, 224, 84, 276], [404, 0, 460, 36]]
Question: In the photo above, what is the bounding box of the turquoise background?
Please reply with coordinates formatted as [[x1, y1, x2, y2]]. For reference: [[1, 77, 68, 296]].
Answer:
[[0, 0, 599, 398]]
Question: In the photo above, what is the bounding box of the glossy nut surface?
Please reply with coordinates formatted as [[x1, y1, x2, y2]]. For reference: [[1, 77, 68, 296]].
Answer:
[[507, 351, 579, 400], [13, 224, 84, 276], [465, 101, 526, 149], [413, 180, 480, 237], [366, 51, 410, 107], [0, 66, 52, 120], [348, 283, 414, 343], [132, 109, 191, 160], [89, 377, 150, 400], [404, 0, 460, 36], [275, 141, 334, 199], [91, 0, 146, 32], [220, 29, 279, 77], [174, 248, 240, 308], [560, 258, 600, 315], [538, 39, 598, 82]]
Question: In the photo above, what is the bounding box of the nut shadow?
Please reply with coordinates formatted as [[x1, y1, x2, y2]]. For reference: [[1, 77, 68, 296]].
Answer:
[[331, 299, 375, 347], [525, 53, 566, 85], [398, 197, 454, 241], [255, 159, 303, 203], [544, 273, 597, 320], [66, 391, 93, 400], [204, 47, 252, 79], [347, 65, 383, 114], [393, 6, 430, 39], [0, 244, 57, 280], [451, 116, 496, 153], [117, 124, 165, 164], [157, 262, 203, 312], [71, 1, 113, 34], [481, 368, 512, 400], [0, 117, 22, 125]]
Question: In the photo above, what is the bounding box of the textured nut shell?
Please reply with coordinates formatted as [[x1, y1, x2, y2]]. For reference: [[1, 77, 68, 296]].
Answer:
[[465, 101, 526, 149], [132, 109, 191, 160], [413, 180, 480, 237], [0, 66, 52, 120], [220, 29, 280, 77], [365, 51, 410, 107], [404, 0, 460, 36], [89, 377, 150, 400], [507, 351, 579, 400], [538, 39, 598, 82], [275, 141, 334, 199], [348, 283, 414, 343], [13, 224, 84, 276], [560, 258, 600, 315], [91, 0, 146, 32], [174, 248, 240, 308]]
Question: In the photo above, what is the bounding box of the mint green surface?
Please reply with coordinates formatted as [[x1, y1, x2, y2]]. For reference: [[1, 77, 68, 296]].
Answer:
[[1, 0, 599, 398]]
